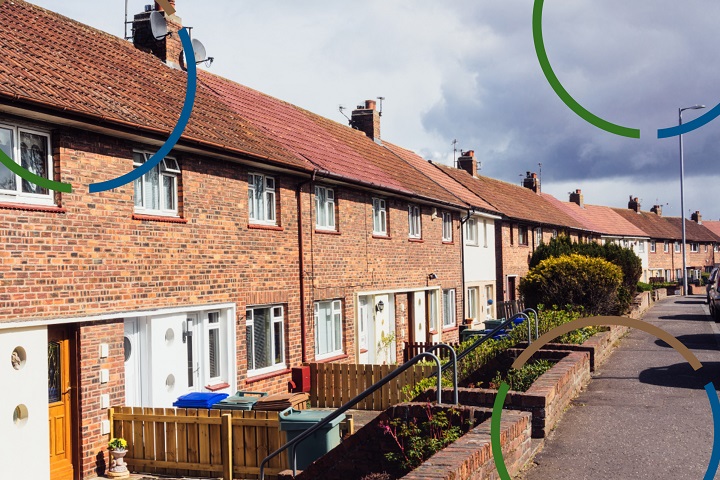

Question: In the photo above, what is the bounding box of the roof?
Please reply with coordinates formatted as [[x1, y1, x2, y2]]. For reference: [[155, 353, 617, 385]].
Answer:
[[0, 0, 309, 171], [433, 163, 587, 230], [610, 208, 681, 240], [664, 218, 720, 243], [543, 197, 647, 237], [703, 220, 720, 239]]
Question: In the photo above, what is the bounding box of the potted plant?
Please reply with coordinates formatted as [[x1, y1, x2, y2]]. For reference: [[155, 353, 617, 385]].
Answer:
[[107, 437, 129, 478]]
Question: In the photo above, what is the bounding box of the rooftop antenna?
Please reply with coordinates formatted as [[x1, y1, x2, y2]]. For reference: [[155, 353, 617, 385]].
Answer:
[[377, 96, 385, 117], [181, 29, 214, 67], [451, 139, 458, 168], [538, 162, 542, 185], [339, 105, 351, 124], [149, 11, 170, 40]]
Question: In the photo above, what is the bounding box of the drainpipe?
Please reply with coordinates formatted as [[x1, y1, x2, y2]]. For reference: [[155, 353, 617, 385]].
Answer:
[[460, 209, 473, 325], [296, 171, 318, 362]]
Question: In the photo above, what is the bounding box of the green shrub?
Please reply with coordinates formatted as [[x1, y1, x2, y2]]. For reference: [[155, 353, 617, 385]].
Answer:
[[520, 254, 623, 315], [490, 359, 556, 392], [637, 281, 653, 292], [536, 305, 601, 344], [529, 236, 642, 313]]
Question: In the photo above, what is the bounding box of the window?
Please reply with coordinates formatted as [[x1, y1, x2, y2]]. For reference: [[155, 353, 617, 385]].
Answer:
[[133, 152, 180, 216], [691, 243, 699, 253], [372, 198, 387, 235], [665, 269, 671, 281], [428, 290, 438, 332], [674, 241, 681, 253], [485, 285, 494, 319], [466, 287, 479, 322], [315, 186, 336, 230], [664, 241, 669, 253], [246, 306, 285, 375], [465, 217, 477, 245], [518, 226, 528, 246], [552, 229, 558, 239], [535, 227, 542, 245], [442, 289, 456, 328], [483, 219, 489, 247], [509, 225, 514, 245], [314, 300, 343, 359], [650, 241, 656, 253], [408, 205, 421, 238], [248, 173, 276, 224], [442, 212, 452, 242], [207, 312, 222, 380], [0, 126, 53, 205], [637, 241, 645, 253], [705, 244, 709, 253]]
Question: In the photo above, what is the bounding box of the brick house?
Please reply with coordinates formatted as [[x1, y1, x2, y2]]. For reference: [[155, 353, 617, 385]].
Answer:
[[0, 3, 471, 479]]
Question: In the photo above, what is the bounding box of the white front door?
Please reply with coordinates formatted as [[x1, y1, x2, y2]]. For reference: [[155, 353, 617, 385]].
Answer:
[[148, 313, 192, 406], [373, 294, 395, 364], [412, 292, 426, 343], [357, 296, 370, 364], [124, 319, 142, 407]]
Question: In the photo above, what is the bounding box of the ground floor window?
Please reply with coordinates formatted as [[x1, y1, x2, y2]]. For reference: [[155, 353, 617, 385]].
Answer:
[[315, 300, 343, 360], [466, 287, 479, 322], [246, 305, 286, 376], [442, 289, 456, 328]]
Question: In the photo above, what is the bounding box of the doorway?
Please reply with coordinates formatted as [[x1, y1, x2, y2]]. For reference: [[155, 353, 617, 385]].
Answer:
[[507, 276, 517, 302], [48, 326, 76, 480]]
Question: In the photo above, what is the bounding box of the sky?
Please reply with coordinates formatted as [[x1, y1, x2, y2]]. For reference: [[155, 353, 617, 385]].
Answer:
[[27, 0, 720, 220]]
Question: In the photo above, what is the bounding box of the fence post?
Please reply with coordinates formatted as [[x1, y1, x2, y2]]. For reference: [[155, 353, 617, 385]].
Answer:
[[221, 414, 232, 480], [108, 407, 114, 439]]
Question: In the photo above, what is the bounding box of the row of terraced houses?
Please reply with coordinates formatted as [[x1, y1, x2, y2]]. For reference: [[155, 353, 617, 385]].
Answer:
[[3, 2, 720, 479]]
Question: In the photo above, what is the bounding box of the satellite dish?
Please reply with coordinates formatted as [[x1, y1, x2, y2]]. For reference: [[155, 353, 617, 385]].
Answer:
[[149, 11, 168, 40], [192, 38, 207, 64]]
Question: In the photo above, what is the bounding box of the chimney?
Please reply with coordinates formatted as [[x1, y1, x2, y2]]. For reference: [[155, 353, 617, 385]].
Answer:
[[692, 211, 702, 224], [650, 204, 663, 216], [522, 171, 540, 193], [457, 150, 477, 177], [133, 2, 184, 68], [350, 100, 381, 144], [628, 195, 641, 213], [569, 189, 584, 208]]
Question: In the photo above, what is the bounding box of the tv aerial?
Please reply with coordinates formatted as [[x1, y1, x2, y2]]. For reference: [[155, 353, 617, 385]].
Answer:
[[149, 11, 170, 40], [181, 33, 214, 67]]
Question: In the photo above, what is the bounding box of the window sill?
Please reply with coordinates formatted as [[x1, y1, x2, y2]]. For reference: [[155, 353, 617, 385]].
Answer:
[[315, 229, 341, 235], [246, 368, 291, 384], [205, 382, 230, 392], [359, 348, 368, 354], [428, 330, 439, 335], [316, 353, 348, 363], [132, 214, 188, 224], [442, 241, 454, 245], [0, 202, 66, 213], [248, 224, 284, 232], [442, 326, 459, 333], [372, 234, 391, 240], [408, 238, 424, 243]]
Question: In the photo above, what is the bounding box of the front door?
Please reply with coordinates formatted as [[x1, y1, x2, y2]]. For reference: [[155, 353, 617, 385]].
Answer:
[[507, 276, 517, 302], [412, 292, 427, 343], [48, 327, 74, 480]]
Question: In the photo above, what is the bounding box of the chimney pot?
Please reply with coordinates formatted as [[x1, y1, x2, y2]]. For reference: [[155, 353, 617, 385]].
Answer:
[[365, 100, 376, 110], [457, 150, 477, 178], [522, 171, 540, 193], [569, 189, 584, 208]]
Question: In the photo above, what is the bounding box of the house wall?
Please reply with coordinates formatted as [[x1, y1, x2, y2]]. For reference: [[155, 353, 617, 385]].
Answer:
[[301, 185, 464, 362], [464, 215, 497, 323], [647, 240, 715, 280]]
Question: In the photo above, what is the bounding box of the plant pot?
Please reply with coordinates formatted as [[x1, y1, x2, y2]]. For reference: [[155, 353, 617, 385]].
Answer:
[[106, 448, 130, 479]]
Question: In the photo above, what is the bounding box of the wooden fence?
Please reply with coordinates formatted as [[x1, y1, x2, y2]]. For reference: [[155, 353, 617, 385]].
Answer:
[[109, 407, 288, 480], [307, 362, 436, 410], [496, 299, 525, 320], [402, 341, 461, 363]]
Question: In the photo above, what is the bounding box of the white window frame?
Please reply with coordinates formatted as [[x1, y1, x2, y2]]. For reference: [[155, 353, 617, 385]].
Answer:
[[315, 185, 336, 230], [465, 217, 478, 245], [674, 241, 681, 253], [664, 241, 670, 253], [483, 219, 489, 247], [205, 311, 223, 382], [535, 227, 543, 245], [0, 125, 54, 206], [133, 151, 180, 216], [518, 225, 528, 246], [428, 290, 439, 332], [245, 305, 286, 377], [314, 300, 343, 360], [408, 205, 422, 239], [248, 173, 277, 225], [637, 241, 645, 253], [691, 243, 699, 253], [650, 240, 656, 253], [442, 212, 453, 242], [442, 289, 456, 328], [372, 198, 387, 235], [466, 287, 479, 322]]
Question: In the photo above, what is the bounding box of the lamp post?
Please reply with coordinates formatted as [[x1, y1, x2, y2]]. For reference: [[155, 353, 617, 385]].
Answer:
[[679, 104, 705, 296]]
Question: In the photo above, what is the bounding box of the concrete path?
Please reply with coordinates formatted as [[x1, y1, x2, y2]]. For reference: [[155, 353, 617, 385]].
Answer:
[[520, 296, 720, 479]]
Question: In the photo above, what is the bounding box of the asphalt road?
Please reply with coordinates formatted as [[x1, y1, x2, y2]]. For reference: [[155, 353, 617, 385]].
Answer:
[[519, 296, 720, 480]]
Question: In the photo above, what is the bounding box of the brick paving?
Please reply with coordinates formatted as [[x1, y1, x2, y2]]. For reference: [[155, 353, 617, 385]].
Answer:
[[519, 296, 717, 479]]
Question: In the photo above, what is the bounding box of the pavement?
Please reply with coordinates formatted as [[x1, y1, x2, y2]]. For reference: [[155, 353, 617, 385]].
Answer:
[[519, 295, 720, 479]]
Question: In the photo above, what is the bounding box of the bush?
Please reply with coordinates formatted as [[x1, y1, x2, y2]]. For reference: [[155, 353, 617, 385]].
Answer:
[[637, 281, 653, 292], [536, 305, 601, 344], [490, 359, 556, 392], [520, 254, 623, 315], [529, 236, 642, 313]]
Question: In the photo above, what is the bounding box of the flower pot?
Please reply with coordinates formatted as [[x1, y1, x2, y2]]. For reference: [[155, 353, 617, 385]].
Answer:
[[106, 448, 130, 479]]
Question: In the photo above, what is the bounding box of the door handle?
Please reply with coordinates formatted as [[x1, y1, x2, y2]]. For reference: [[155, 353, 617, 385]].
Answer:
[[62, 386, 73, 395]]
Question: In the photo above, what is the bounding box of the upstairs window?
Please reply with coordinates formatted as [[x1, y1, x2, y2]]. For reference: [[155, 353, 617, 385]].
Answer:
[[465, 217, 478, 245], [691, 243, 699, 253], [518, 226, 529, 246], [552, 229, 558, 239], [372, 198, 387, 235], [133, 152, 180, 216], [0, 126, 53, 205], [650, 240, 656, 253], [637, 241, 645, 253], [535, 227, 543, 245], [664, 241, 670, 253], [442, 212, 452, 242], [315, 186, 336, 230], [248, 173, 276, 224], [674, 241, 681, 253], [483, 219, 489, 247], [408, 205, 422, 238]]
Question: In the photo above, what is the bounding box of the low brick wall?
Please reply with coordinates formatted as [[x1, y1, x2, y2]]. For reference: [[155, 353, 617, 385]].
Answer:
[[429, 350, 591, 438], [653, 287, 667, 302], [402, 409, 531, 480], [288, 403, 531, 480]]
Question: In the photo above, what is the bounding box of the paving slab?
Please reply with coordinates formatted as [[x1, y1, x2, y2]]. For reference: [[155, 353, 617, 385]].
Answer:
[[519, 296, 718, 480]]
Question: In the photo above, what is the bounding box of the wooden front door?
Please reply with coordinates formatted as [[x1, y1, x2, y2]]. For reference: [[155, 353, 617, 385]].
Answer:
[[48, 327, 74, 480], [507, 277, 517, 302]]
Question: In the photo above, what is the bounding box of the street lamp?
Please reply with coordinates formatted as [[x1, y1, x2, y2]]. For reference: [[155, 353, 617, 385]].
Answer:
[[679, 104, 705, 296]]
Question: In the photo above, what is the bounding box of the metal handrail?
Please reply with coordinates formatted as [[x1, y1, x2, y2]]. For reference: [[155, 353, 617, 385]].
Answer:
[[523, 307, 539, 341], [259, 351, 443, 479], [424, 343, 458, 405]]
